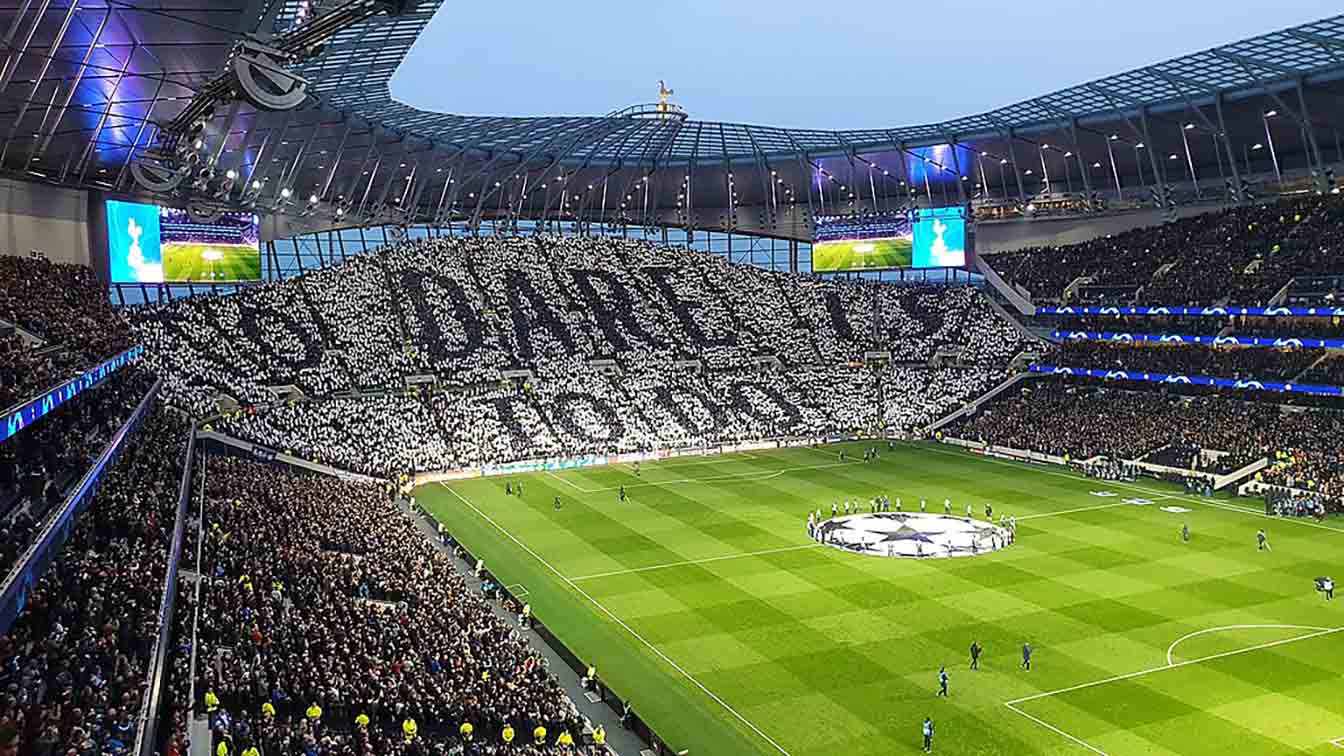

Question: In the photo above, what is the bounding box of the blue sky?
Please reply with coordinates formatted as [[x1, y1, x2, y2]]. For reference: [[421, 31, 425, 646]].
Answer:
[[390, 1, 1334, 129]]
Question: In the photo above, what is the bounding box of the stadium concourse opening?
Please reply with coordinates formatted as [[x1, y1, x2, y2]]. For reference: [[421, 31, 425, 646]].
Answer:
[[811, 511, 1014, 557]]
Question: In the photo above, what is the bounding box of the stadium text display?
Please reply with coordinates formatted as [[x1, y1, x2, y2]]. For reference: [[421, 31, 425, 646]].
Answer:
[[1055, 331, 1344, 349], [1040, 304, 1344, 318], [1030, 364, 1344, 396], [105, 199, 261, 283], [811, 207, 968, 271]]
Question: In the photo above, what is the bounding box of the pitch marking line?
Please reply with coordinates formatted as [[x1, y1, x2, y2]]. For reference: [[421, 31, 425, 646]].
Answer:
[[1008, 624, 1344, 756], [440, 484, 793, 756], [1330, 736, 1344, 749], [544, 470, 590, 494], [1016, 502, 1131, 521], [1014, 494, 1180, 523], [560, 459, 864, 494], [569, 542, 826, 582], [504, 583, 531, 598], [1007, 625, 1344, 707], [1165, 624, 1330, 666], [1004, 702, 1110, 756]]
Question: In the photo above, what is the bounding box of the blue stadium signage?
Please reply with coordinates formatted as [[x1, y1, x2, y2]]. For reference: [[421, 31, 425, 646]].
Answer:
[[1028, 364, 1344, 397], [1054, 331, 1344, 349], [1, 345, 144, 442], [1039, 305, 1344, 318]]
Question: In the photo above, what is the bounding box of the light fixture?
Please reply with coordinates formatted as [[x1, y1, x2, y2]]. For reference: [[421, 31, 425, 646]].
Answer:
[[1264, 109, 1278, 118], [308, 194, 319, 204], [1135, 142, 1145, 149], [1184, 123, 1196, 130], [280, 187, 292, 199], [1252, 143, 1265, 150], [251, 180, 261, 190], [225, 169, 237, 180]]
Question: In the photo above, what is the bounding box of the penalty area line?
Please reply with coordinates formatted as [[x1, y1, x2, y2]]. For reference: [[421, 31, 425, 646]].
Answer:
[[1006, 625, 1344, 756], [544, 470, 595, 493], [1008, 625, 1344, 707], [1004, 702, 1110, 756], [569, 542, 826, 582], [579, 459, 863, 492], [440, 484, 794, 756]]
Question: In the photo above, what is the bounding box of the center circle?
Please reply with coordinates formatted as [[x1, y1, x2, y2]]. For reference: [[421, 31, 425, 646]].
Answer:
[[811, 512, 1014, 558]]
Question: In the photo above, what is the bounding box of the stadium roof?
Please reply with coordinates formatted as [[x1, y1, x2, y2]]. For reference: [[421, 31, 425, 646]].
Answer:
[[0, 2, 1340, 239], [313, 8, 1344, 160]]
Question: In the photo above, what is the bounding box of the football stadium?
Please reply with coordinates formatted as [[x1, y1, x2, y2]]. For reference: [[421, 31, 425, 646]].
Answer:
[[2, 3, 1344, 756]]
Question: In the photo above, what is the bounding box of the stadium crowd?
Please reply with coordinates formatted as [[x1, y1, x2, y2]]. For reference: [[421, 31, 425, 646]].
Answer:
[[0, 405, 186, 756], [0, 365, 156, 575], [207, 363, 1010, 477], [0, 255, 135, 408], [129, 235, 1029, 415], [989, 194, 1344, 305], [183, 458, 593, 755], [954, 378, 1344, 504]]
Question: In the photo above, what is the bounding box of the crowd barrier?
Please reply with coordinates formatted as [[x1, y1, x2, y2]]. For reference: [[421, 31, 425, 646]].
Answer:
[[0, 378, 159, 635], [137, 422, 198, 756], [195, 429, 383, 483], [1, 344, 145, 442]]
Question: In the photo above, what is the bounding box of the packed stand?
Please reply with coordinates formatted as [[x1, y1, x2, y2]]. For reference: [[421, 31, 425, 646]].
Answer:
[[0, 256, 135, 406], [130, 235, 1029, 414], [186, 458, 590, 755], [987, 195, 1344, 306], [881, 366, 1010, 432], [214, 362, 901, 477], [952, 378, 1344, 502], [0, 406, 187, 756], [0, 365, 156, 576]]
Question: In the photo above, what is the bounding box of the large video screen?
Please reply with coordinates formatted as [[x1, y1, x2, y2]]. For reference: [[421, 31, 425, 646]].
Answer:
[[912, 206, 968, 268], [811, 213, 913, 271], [106, 199, 261, 283]]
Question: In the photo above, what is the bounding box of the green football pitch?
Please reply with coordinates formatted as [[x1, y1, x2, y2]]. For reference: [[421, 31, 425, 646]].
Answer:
[[416, 441, 1344, 756], [162, 242, 261, 282], [811, 237, 913, 271]]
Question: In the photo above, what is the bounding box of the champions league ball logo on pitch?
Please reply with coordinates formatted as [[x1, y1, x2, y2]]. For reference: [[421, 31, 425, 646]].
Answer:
[[812, 513, 1012, 558]]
